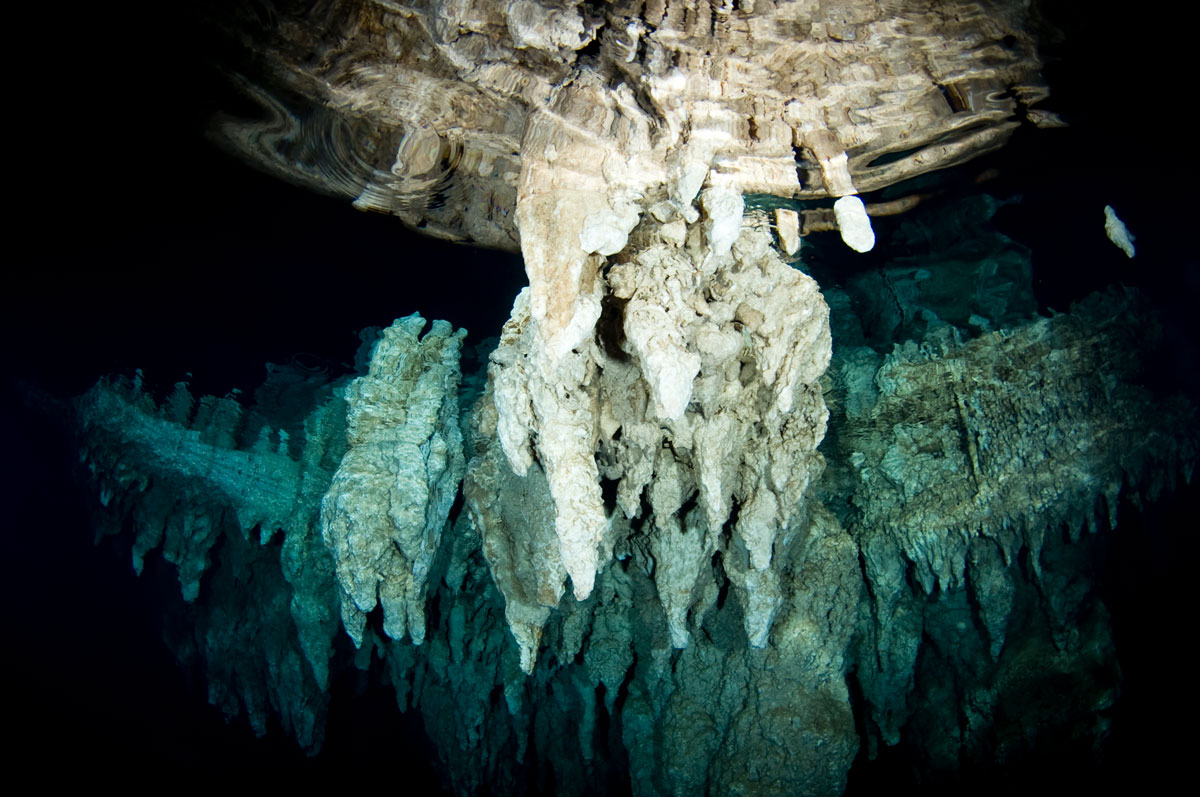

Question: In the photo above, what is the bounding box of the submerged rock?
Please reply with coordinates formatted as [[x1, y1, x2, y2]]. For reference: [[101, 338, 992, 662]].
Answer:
[[64, 1, 1196, 793]]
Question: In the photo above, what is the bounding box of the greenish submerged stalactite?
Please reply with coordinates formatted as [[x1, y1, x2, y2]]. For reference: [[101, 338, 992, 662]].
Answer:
[[76, 280, 1195, 794]]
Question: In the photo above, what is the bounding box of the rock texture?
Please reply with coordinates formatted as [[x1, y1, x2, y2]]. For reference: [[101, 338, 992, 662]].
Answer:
[[822, 288, 1195, 753], [213, 0, 1050, 252], [79, 363, 347, 748], [76, 279, 1197, 794], [64, 1, 1197, 794], [209, 3, 1051, 668], [482, 217, 830, 663], [320, 314, 466, 647], [76, 314, 470, 751]]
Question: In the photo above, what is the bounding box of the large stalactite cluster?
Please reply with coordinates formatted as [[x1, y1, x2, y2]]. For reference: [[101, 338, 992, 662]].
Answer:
[[78, 285, 1195, 792], [69, 1, 1196, 794]]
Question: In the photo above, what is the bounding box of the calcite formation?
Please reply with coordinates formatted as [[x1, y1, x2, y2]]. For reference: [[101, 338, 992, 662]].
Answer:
[[211, 0, 1050, 663], [320, 315, 466, 647], [480, 216, 830, 666], [62, 1, 1194, 794], [79, 363, 348, 747], [215, 0, 1049, 251], [76, 285, 1196, 794]]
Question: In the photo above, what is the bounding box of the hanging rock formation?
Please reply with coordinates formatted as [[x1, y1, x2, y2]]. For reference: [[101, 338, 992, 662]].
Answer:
[[482, 217, 831, 665], [209, 0, 1052, 659], [320, 315, 466, 647], [62, 1, 1198, 793], [75, 281, 1197, 794], [78, 362, 347, 748]]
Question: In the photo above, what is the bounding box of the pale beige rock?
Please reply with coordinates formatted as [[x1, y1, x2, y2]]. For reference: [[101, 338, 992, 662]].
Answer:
[[208, 0, 1048, 670], [490, 288, 610, 602], [463, 383, 568, 673], [1104, 204, 1136, 258], [486, 215, 830, 658], [319, 315, 466, 647], [775, 208, 801, 256], [834, 195, 876, 252], [214, 0, 1047, 250]]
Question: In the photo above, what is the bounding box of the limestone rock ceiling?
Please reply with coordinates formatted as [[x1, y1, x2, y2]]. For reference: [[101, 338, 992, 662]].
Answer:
[[214, 0, 1049, 252]]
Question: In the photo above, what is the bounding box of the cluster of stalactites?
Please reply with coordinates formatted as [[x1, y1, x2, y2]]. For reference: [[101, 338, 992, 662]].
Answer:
[[480, 191, 831, 670], [319, 315, 467, 648]]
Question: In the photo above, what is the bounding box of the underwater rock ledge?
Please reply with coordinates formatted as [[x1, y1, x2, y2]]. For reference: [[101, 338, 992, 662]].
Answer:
[[74, 283, 1195, 795]]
